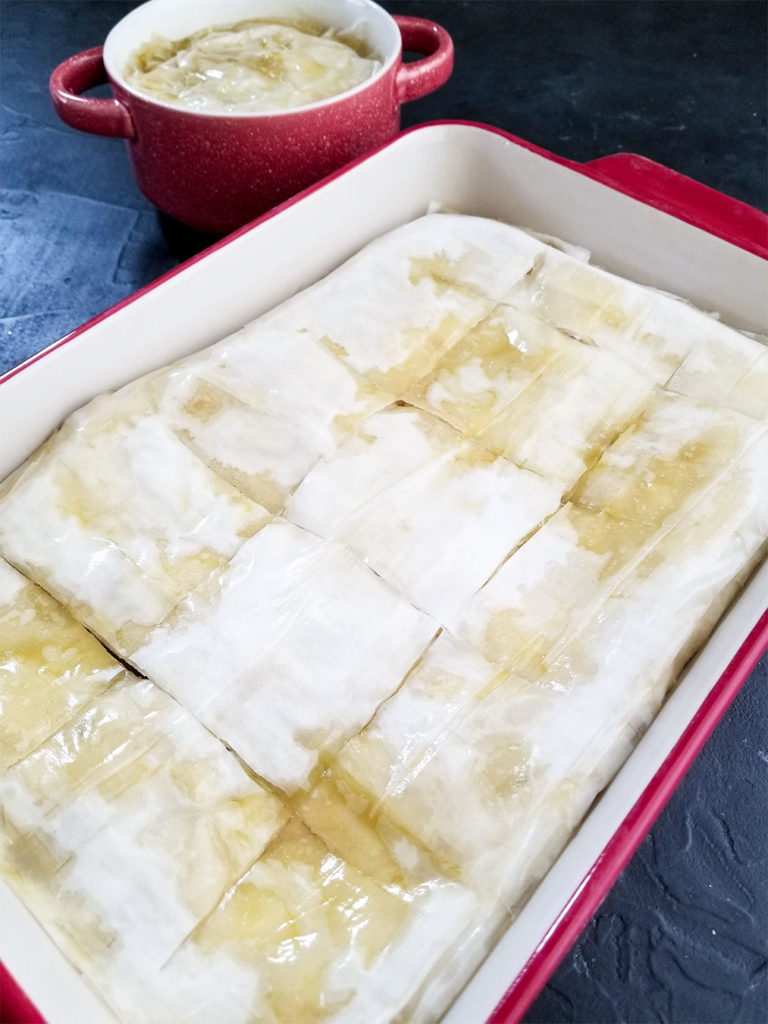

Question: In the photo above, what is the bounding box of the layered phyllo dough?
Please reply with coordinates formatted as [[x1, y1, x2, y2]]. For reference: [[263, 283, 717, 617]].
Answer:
[[0, 391, 269, 655], [0, 558, 122, 769], [285, 406, 562, 621], [137, 818, 481, 1024], [300, 631, 647, 913], [405, 304, 656, 491], [148, 312, 393, 511], [667, 334, 768, 420], [457, 394, 768, 683], [0, 212, 765, 1024], [133, 520, 438, 792], [510, 242, 768, 406], [571, 390, 768, 524], [0, 676, 288, 1011], [278, 214, 547, 391]]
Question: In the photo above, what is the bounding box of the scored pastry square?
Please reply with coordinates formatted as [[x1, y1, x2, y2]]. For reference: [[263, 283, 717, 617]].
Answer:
[[300, 632, 621, 912], [150, 312, 393, 512], [128, 816, 481, 1024], [404, 305, 569, 436], [277, 214, 548, 393], [405, 304, 656, 491], [539, 470, 768, 711], [455, 503, 656, 678], [510, 243, 768, 399], [667, 338, 768, 421], [571, 390, 768, 526], [285, 405, 562, 623], [509, 246, 686, 381], [0, 389, 270, 655], [133, 520, 438, 793], [0, 558, 123, 769], [457, 412, 768, 683], [0, 676, 289, 1001], [475, 329, 655, 491]]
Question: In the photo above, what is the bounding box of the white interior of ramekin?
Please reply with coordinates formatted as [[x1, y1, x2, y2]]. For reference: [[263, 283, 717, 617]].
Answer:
[[103, 0, 401, 115]]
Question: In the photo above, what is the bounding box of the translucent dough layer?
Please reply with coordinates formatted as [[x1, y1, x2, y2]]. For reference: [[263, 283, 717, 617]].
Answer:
[[0, 558, 122, 769], [667, 338, 768, 420], [512, 244, 768, 396], [458, 409, 768, 680], [405, 303, 656, 491], [152, 315, 392, 511], [286, 406, 562, 622], [477, 330, 655, 490], [572, 391, 767, 526], [133, 521, 438, 792], [302, 632, 633, 909], [310, 436, 767, 908], [173, 818, 478, 1024], [404, 305, 570, 435], [0, 677, 288, 996], [279, 214, 547, 391], [0, 394, 269, 654]]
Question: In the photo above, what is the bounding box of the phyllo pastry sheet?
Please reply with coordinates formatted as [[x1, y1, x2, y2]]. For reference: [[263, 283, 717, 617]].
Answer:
[[0, 558, 122, 769], [149, 311, 393, 512], [104, 815, 481, 1024], [277, 214, 548, 392], [667, 338, 768, 420], [286, 406, 562, 621], [0, 212, 765, 1024], [133, 520, 439, 793], [0, 676, 289, 1003], [0, 390, 270, 655], [510, 242, 768, 405], [571, 390, 768, 524], [457, 394, 768, 682], [404, 304, 656, 490], [299, 631, 649, 917]]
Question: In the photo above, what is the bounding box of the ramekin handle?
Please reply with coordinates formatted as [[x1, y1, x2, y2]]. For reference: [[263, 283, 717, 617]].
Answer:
[[50, 47, 135, 138], [394, 16, 454, 105]]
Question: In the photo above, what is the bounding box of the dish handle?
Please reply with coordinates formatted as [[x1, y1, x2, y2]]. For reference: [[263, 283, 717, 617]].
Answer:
[[50, 47, 135, 138], [582, 152, 768, 257], [394, 16, 454, 104]]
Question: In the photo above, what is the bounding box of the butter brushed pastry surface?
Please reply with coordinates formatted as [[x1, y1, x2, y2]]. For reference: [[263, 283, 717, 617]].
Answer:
[[0, 213, 766, 1023]]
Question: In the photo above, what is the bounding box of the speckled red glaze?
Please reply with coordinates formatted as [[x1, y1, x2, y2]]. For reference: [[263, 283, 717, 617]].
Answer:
[[49, 3, 453, 235]]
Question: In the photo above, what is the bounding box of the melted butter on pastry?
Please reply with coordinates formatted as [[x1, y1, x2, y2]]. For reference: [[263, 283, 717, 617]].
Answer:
[[0, 558, 122, 769], [179, 818, 478, 1024], [512, 244, 768, 400], [152, 315, 392, 512], [404, 303, 656, 491], [404, 306, 566, 435], [286, 406, 562, 623], [133, 521, 438, 793], [477, 331, 656, 491], [300, 634, 612, 906], [0, 676, 288, 993], [0, 395, 270, 654], [458, 398, 768, 680], [666, 336, 768, 420], [572, 390, 765, 525], [278, 214, 547, 392]]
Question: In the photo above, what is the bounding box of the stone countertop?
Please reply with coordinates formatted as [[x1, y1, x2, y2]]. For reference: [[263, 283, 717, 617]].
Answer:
[[1, 2, 766, 1022]]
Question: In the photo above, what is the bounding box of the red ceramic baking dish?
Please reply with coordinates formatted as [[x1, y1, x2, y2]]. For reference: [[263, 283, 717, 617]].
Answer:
[[0, 122, 766, 1024]]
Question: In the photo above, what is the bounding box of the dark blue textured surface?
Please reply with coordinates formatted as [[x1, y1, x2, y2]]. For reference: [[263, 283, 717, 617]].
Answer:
[[1, 2, 766, 1022]]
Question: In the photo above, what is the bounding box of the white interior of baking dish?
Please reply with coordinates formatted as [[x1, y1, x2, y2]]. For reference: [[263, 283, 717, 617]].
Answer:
[[1, 123, 765, 1024]]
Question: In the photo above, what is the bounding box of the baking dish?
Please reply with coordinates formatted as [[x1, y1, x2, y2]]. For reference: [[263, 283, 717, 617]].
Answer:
[[0, 122, 766, 1024]]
